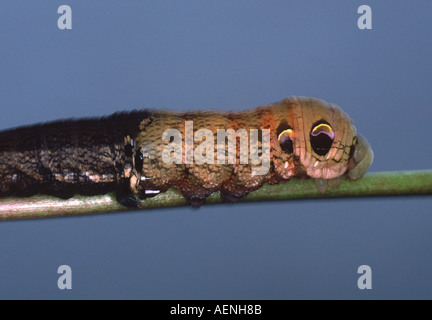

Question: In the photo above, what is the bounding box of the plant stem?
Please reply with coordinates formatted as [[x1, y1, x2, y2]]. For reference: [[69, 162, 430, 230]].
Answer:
[[0, 170, 431, 221]]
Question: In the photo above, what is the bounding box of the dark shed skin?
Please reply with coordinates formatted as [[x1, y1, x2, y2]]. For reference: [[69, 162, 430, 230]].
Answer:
[[0, 111, 148, 206], [0, 97, 373, 207]]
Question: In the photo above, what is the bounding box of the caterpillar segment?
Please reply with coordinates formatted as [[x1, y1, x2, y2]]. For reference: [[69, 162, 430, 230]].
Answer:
[[0, 97, 373, 208]]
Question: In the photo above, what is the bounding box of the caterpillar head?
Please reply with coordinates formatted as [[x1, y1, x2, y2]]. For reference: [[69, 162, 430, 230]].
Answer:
[[273, 97, 373, 182]]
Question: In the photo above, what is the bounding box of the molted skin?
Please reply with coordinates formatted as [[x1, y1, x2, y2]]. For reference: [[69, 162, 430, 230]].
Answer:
[[0, 97, 373, 207]]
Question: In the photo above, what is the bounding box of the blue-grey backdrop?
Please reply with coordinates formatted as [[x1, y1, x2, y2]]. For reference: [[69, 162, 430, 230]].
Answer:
[[0, 0, 431, 299]]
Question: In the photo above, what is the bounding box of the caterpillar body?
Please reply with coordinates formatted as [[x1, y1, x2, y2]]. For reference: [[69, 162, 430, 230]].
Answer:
[[0, 97, 373, 208]]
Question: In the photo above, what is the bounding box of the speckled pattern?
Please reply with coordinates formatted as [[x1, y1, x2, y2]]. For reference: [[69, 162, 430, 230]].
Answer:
[[0, 111, 147, 206], [0, 97, 373, 207]]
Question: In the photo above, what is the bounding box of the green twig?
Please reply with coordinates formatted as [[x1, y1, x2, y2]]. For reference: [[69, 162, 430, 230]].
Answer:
[[0, 170, 431, 221]]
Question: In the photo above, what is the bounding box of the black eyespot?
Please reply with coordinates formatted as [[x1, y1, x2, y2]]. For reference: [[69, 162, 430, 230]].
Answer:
[[277, 121, 294, 154], [276, 121, 290, 137], [310, 121, 335, 156], [135, 149, 144, 172], [278, 130, 294, 154]]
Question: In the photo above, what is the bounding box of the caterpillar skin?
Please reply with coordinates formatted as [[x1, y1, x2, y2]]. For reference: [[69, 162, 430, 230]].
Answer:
[[0, 97, 373, 208]]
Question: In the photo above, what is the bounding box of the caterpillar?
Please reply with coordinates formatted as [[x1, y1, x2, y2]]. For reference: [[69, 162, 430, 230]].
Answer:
[[0, 96, 373, 208]]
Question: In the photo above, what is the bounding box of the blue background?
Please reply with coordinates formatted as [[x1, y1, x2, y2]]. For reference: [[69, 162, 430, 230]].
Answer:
[[0, 0, 431, 299]]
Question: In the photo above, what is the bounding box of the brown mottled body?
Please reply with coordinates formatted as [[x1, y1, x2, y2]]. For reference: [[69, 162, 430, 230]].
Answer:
[[0, 97, 373, 207], [132, 96, 373, 205]]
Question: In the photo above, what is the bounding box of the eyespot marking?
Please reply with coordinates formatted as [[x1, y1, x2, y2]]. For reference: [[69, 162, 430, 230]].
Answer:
[[310, 121, 335, 156]]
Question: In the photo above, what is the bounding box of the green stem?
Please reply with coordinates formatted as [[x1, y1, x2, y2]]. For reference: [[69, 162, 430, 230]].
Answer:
[[1, 170, 431, 221]]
